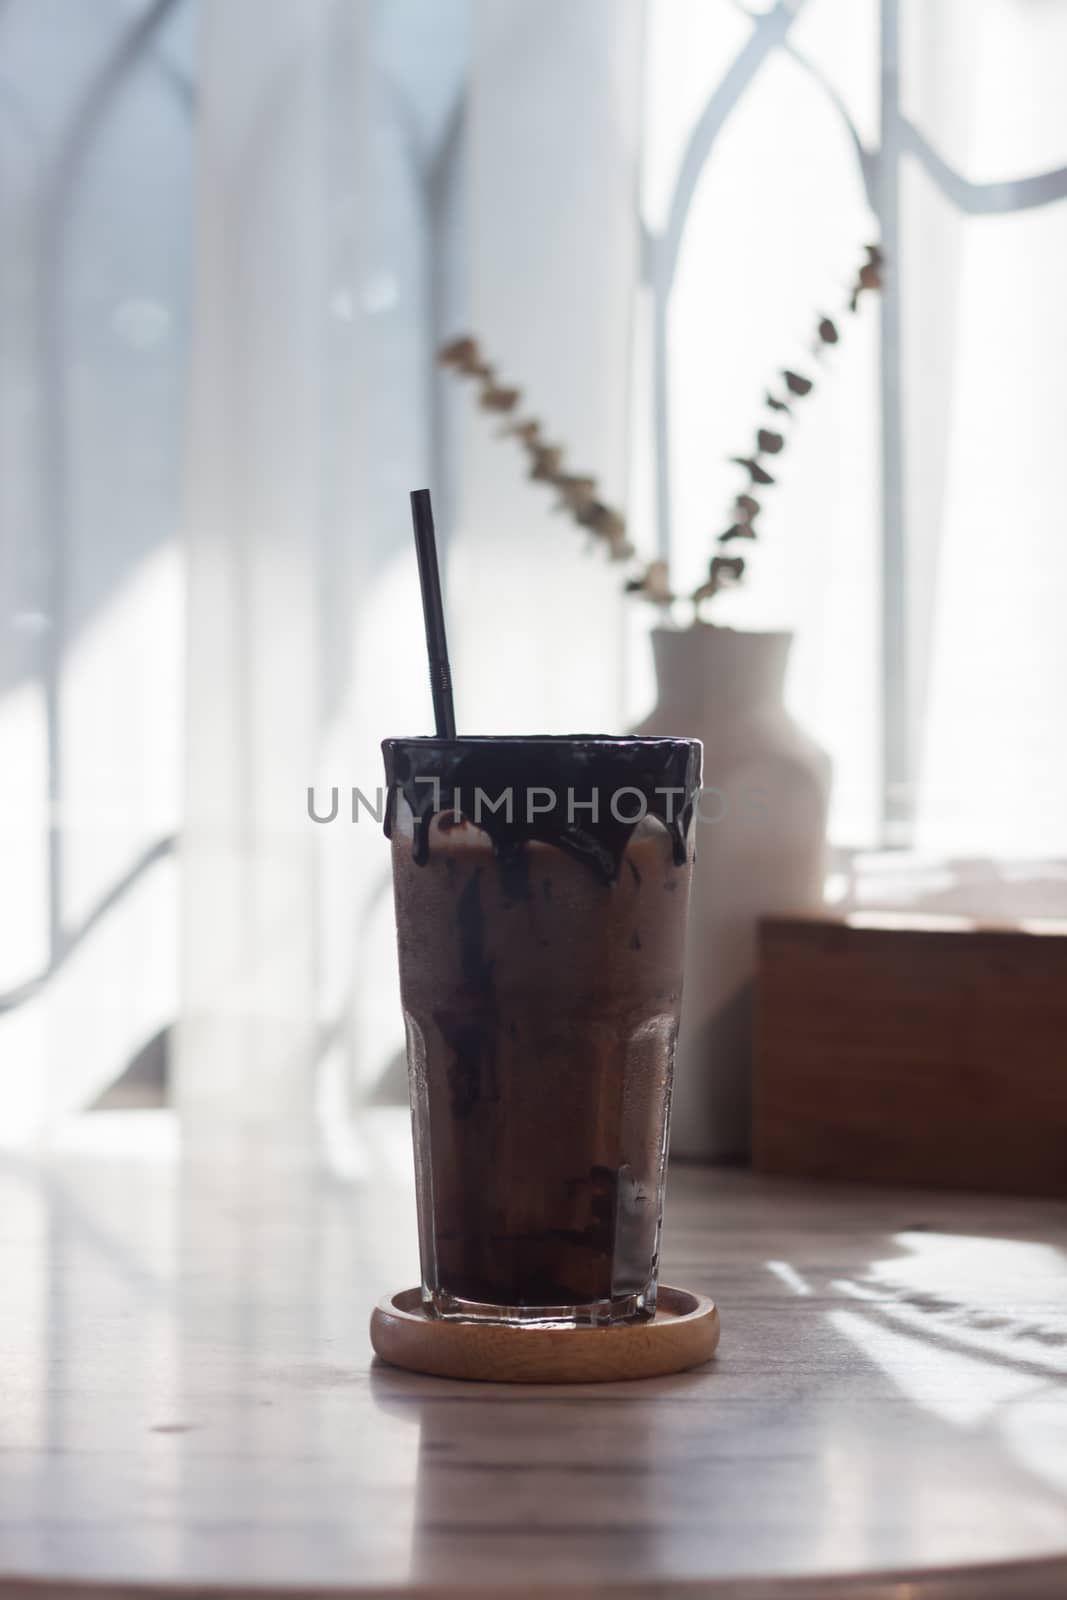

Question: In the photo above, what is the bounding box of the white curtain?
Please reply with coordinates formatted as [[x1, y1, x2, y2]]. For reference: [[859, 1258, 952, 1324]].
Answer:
[[177, 0, 335, 1146], [450, 0, 642, 737], [175, 0, 646, 1146], [902, 1, 1067, 861], [1, 0, 193, 1142]]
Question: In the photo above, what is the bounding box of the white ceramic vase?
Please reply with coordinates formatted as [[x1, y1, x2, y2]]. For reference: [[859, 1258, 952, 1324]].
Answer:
[[632, 624, 831, 1161]]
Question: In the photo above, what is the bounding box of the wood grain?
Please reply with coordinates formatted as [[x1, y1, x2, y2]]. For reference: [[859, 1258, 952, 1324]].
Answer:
[[754, 915, 1067, 1195], [2, 1109, 1067, 1597], [370, 1285, 720, 1383]]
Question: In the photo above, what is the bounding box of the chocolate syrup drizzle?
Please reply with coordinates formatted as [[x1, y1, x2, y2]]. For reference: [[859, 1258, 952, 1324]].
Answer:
[[382, 736, 702, 885]]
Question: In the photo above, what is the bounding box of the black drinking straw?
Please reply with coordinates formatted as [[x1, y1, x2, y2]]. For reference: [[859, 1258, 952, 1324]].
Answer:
[[410, 488, 457, 739]]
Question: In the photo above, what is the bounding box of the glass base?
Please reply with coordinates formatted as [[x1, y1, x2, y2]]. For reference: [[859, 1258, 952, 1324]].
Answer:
[[424, 1286, 658, 1327]]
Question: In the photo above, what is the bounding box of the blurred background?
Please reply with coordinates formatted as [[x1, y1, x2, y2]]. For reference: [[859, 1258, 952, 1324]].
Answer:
[[2, 0, 1065, 1147]]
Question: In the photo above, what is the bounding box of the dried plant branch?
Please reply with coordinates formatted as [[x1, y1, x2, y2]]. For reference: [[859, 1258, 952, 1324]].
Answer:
[[439, 243, 884, 618], [626, 242, 885, 615], [625, 559, 673, 605], [437, 340, 635, 564]]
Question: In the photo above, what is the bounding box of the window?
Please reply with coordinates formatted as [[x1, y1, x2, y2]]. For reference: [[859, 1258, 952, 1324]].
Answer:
[[2, 0, 1065, 1140]]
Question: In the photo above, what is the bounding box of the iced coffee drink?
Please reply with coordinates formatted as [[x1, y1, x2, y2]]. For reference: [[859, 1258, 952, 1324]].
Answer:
[[383, 736, 700, 1326]]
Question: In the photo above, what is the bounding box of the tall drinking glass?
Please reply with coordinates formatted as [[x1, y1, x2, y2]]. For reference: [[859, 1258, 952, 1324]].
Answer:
[[383, 735, 701, 1326]]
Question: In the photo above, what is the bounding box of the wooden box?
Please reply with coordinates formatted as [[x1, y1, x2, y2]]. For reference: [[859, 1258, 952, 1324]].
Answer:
[[753, 913, 1067, 1197]]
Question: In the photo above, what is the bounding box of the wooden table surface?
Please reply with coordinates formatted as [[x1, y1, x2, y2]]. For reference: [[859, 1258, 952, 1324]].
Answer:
[[2, 1110, 1067, 1598]]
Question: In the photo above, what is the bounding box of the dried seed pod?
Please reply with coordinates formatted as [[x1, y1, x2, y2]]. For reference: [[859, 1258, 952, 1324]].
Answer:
[[712, 554, 745, 585], [692, 554, 746, 608], [576, 500, 630, 558], [597, 520, 634, 562], [508, 419, 542, 445], [731, 456, 775, 486], [783, 370, 814, 397], [719, 523, 756, 543], [639, 559, 673, 604], [766, 391, 791, 414], [439, 335, 479, 367], [575, 497, 607, 529], [735, 493, 760, 521], [553, 474, 598, 514], [757, 428, 784, 455], [818, 316, 839, 345], [479, 384, 521, 413], [529, 444, 564, 481]]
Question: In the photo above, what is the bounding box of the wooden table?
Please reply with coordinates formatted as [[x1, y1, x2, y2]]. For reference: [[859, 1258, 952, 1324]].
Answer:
[[2, 1110, 1067, 1598]]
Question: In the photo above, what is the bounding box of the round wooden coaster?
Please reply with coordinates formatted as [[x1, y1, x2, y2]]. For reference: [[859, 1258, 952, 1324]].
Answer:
[[370, 1285, 719, 1384]]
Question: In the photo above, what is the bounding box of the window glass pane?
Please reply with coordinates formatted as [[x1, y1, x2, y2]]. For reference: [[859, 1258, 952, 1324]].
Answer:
[[902, 0, 1067, 183], [643, 15, 880, 843], [911, 197, 1067, 856]]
